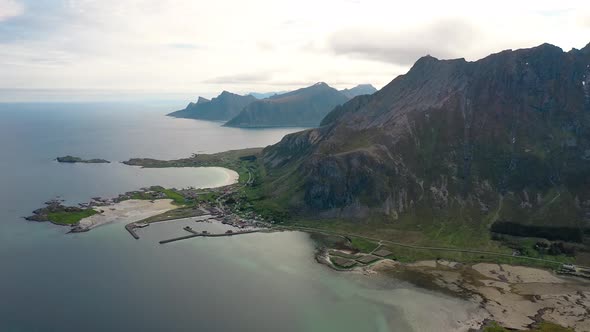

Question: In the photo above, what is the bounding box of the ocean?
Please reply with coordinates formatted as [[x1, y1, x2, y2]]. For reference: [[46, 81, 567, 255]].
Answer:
[[0, 102, 478, 332]]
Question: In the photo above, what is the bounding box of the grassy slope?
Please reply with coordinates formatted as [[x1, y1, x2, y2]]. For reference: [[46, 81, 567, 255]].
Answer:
[[120, 147, 586, 267], [47, 209, 98, 225]]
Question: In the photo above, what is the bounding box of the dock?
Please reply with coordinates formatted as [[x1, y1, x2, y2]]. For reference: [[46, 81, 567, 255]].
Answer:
[[125, 224, 140, 240], [159, 229, 263, 244]]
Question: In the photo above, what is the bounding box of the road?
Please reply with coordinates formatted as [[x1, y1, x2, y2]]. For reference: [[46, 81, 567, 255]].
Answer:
[[277, 225, 590, 269]]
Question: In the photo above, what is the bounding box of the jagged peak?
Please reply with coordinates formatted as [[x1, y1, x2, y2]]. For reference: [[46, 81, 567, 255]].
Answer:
[[313, 82, 329, 87], [415, 54, 439, 64], [406, 54, 468, 77], [196, 96, 210, 104], [582, 42, 590, 54], [529, 42, 563, 54]]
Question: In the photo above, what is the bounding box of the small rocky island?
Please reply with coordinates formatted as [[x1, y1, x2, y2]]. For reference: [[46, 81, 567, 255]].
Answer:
[[56, 155, 110, 163]]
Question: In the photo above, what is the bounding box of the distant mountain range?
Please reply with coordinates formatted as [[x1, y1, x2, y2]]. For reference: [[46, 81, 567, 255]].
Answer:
[[168, 91, 256, 121], [339, 84, 377, 99], [168, 84, 376, 127], [248, 91, 288, 99], [260, 42, 590, 243], [224, 83, 350, 128]]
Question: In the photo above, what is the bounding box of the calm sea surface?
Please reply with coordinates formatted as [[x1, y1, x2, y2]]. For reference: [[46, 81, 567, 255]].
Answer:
[[0, 102, 478, 332]]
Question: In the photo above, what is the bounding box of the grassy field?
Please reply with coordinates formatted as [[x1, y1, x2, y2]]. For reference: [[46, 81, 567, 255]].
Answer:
[[349, 237, 379, 253], [47, 209, 98, 225]]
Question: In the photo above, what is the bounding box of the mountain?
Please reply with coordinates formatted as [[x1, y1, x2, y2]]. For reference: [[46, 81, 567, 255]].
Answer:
[[261, 42, 590, 242], [168, 91, 256, 121], [249, 91, 288, 99], [339, 84, 377, 99], [224, 82, 349, 128]]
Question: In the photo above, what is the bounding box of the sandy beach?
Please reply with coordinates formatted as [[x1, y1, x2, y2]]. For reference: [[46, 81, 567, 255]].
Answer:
[[366, 260, 590, 331], [212, 167, 239, 187], [78, 199, 177, 230]]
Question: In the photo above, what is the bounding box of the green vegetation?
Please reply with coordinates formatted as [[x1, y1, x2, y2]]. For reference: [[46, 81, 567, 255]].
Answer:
[[349, 237, 379, 253], [47, 209, 97, 225], [123, 186, 188, 206], [135, 207, 208, 224], [124, 148, 261, 173], [483, 321, 573, 332], [119, 147, 589, 268], [160, 188, 185, 205]]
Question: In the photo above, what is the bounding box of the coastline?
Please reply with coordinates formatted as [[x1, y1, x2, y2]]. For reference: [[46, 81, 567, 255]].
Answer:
[[209, 166, 239, 187], [333, 257, 590, 331], [75, 166, 239, 230], [26, 166, 240, 231], [78, 199, 177, 230]]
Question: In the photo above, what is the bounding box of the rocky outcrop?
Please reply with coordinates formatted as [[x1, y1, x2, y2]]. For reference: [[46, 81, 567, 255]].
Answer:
[[56, 156, 110, 163]]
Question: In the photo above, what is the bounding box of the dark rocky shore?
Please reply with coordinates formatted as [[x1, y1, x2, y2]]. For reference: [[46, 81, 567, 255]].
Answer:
[[56, 155, 110, 163]]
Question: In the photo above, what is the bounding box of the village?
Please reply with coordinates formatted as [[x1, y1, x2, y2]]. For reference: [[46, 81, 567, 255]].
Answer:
[[120, 183, 274, 242]]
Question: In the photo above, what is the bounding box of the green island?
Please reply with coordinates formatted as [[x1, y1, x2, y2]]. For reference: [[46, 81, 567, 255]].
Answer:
[[26, 199, 98, 225], [56, 155, 110, 163]]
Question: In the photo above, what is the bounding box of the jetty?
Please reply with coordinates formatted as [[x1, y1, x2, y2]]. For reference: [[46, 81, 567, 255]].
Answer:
[[159, 229, 262, 244], [125, 224, 140, 240]]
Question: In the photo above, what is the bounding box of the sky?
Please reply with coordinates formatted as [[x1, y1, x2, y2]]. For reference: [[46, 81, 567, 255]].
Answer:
[[0, 0, 589, 101]]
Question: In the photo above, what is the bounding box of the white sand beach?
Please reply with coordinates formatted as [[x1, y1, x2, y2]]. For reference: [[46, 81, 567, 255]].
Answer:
[[78, 199, 177, 230]]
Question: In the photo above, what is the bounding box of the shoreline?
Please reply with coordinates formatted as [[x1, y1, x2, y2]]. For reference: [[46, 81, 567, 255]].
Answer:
[[26, 165, 240, 231], [317, 252, 590, 332], [208, 166, 239, 187], [75, 166, 239, 231]]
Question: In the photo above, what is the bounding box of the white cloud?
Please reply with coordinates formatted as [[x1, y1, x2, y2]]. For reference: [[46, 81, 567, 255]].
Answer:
[[0, 0, 589, 101], [328, 18, 482, 65], [0, 0, 23, 21]]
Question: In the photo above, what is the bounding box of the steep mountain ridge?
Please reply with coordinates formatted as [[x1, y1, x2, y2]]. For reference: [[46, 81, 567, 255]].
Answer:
[[262, 42, 590, 241], [168, 91, 256, 121], [224, 82, 350, 128]]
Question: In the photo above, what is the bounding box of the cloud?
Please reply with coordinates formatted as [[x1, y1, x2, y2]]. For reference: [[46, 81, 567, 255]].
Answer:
[[578, 11, 590, 27], [1, 0, 589, 100], [328, 18, 481, 65], [203, 73, 273, 85], [0, 0, 24, 21], [168, 43, 202, 50]]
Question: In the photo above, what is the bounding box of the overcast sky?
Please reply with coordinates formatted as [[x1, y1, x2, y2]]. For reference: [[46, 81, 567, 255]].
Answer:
[[0, 0, 589, 101]]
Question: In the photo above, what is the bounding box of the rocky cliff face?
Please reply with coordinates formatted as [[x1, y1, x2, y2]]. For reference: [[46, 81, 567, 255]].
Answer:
[[168, 91, 256, 121], [262, 42, 590, 241], [224, 83, 350, 128]]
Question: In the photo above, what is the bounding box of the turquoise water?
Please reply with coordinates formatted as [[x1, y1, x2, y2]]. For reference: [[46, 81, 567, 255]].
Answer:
[[0, 102, 478, 332]]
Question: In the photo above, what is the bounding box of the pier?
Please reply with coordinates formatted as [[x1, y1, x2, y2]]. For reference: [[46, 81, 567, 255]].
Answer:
[[125, 224, 140, 239], [159, 229, 263, 244], [124, 214, 215, 240]]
